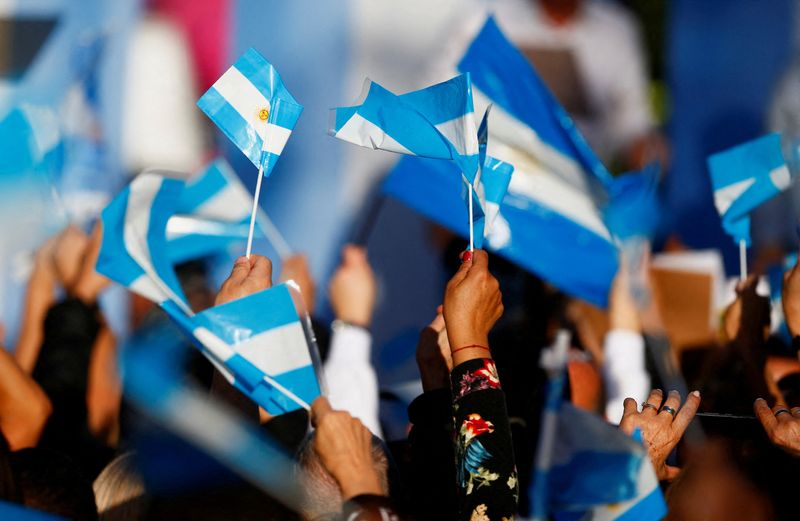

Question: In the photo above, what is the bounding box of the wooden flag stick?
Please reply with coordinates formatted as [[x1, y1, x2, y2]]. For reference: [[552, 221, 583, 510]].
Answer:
[[468, 182, 475, 252], [739, 239, 747, 282], [245, 162, 265, 259]]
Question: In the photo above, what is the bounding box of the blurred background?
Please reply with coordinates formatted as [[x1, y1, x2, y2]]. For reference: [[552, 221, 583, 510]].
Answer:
[[0, 0, 797, 412]]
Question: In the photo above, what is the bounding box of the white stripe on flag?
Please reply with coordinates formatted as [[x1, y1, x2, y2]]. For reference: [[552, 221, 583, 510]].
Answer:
[[497, 143, 611, 240], [129, 273, 170, 304], [263, 123, 292, 156], [770, 164, 792, 191], [230, 321, 311, 376], [435, 114, 479, 157], [472, 89, 593, 196], [213, 67, 271, 140], [333, 112, 414, 155], [194, 183, 252, 222], [713, 177, 755, 216]]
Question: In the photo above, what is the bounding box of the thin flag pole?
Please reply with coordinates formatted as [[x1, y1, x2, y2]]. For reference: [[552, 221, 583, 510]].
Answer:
[[739, 239, 747, 281], [468, 181, 475, 252], [245, 163, 265, 259]]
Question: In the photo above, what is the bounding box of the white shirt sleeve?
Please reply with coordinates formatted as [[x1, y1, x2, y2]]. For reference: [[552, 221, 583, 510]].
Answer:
[[602, 329, 650, 424], [324, 322, 383, 438]]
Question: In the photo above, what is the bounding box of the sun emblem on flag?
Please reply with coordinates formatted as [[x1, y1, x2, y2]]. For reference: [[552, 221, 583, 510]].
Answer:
[[259, 108, 270, 121]]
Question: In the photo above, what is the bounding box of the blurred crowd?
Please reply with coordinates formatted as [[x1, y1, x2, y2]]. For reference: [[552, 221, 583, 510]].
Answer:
[[2, 0, 800, 520]]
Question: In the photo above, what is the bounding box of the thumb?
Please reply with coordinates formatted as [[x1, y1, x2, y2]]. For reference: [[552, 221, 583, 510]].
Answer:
[[227, 257, 251, 285], [663, 464, 681, 481], [311, 397, 333, 428]]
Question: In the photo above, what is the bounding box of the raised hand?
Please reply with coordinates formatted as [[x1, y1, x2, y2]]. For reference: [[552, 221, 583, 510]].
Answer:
[[328, 245, 376, 328], [416, 306, 453, 392], [620, 389, 701, 480], [279, 254, 316, 311], [215, 255, 273, 306], [310, 397, 384, 500], [53, 225, 89, 291], [754, 398, 800, 457], [443, 250, 503, 366]]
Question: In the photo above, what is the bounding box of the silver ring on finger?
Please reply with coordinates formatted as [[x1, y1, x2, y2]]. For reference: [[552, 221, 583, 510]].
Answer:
[[775, 408, 792, 417], [641, 403, 658, 412], [660, 405, 677, 416], [792, 407, 800, 416]]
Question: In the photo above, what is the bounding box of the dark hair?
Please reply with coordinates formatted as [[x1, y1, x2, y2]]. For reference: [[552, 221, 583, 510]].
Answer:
[[10, 448, 98, 521]]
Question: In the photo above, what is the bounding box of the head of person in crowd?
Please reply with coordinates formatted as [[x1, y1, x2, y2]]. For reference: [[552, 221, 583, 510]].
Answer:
[[295, 390, 401, 521], [93, 451, 148, 521], [9, 447, 98, 521]]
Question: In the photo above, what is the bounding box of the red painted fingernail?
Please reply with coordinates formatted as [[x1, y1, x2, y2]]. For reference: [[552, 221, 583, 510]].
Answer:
[[461, 250, 472, 263]]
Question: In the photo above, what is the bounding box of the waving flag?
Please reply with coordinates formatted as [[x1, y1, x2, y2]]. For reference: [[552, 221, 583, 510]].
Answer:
[[329, 74, 479, 178], [198, 48, 303, 175], [98, 172, 322, 414], [708, 133, 793, 246], [97, 171, 193, 317], [530, 332, 665, 521], [166, 159, 291, 262], [603, 164, 662, 242], [383, 17, 617, 306]]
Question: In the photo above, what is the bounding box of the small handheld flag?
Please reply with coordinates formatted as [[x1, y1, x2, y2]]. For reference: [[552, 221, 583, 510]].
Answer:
[[708, 133, 793, 280], [330, 74, 498, 251], [198, 48, 303, 258], [98, 172, 323, 415]]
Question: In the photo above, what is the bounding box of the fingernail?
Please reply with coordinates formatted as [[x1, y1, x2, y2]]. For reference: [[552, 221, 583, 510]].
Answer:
[[755, 397, 766, 403], [691, 390, 701, 398], [461, 250, 472, 263], [234, 257, 249, 266], [653, 389, 662, 394]]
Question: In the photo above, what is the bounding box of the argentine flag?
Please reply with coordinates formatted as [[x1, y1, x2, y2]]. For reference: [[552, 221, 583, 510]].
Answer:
[[330, 74, 512, 247], [383, 17, 617, 306], [198, 48, 303, 176], [97, 172, 322, 415], [708, 133, 793, 246], [531, 333, 666, 521], [166, 159, 290, 262]]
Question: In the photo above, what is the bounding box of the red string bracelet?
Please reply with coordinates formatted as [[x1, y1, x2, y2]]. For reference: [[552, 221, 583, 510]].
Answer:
[[451, 344, 490, 355]]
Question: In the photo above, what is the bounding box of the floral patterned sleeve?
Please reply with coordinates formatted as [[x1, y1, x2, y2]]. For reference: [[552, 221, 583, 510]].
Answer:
[[452, 358, 518, 521]]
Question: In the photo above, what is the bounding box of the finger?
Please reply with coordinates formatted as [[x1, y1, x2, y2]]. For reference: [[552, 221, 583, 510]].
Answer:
[[429, 312, 445, 333], [772, 404, 794, 423], [754, 398, 778, 434], [435, 304, 443, 315], [248, 255, 273, 286], [310, 397, 332, 427], [448, 256, 472, 287], [672, 390, 701, 434], [469, 249, 489, 272], [659, 390, 682, 420], [227, 256, 251, 284], [622, 397, 639, 419], [663, 464, 681, 481], [641, 389, 664, 415], [791, 407, 800, 418], [343, 244, 367, 265]]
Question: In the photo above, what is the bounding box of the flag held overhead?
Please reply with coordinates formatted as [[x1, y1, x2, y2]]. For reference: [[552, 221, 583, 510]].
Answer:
[[198, 48, 303, 176]]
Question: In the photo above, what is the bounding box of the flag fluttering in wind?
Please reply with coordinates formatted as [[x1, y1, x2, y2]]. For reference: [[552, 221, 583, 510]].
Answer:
[[198, 48, 303, 175], [330, 73, 512, 248], [530, 332, 666, 521], [97, 172, 322, 415], [383, 17, 617, 306], [167, 159, 293, 262], [708, 132, 793, 247]]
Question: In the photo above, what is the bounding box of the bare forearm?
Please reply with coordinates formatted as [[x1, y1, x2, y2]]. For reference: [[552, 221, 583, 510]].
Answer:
[[15, 271, 56, 373]]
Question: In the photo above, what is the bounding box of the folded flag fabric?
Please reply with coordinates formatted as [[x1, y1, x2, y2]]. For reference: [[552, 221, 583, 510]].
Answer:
[[198, 48, 303, 175], [603, 163, 661, 242], [383, 17, 617, 307], [97, 172, 322, 415], [708, 133, 793, 246], [97, 171, 193, 317], [530, 333, 666, 521], [329, 73, 479, 179]]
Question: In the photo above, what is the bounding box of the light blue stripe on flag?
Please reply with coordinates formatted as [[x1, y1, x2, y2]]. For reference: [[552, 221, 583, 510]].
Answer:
[[198, 48, 303, 175], [708, 132, 792, 245]]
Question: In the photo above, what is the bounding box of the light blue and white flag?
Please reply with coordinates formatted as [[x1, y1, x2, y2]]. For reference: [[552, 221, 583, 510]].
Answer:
[[530, 332, 666, 521], [97, 171, 193, 317], [330, 74, 479, 179], [178, 283, 323, 415], [383, 17, 617, 306], [198, 48, 303, 175], [97, 172, 322, 414], [708, 133, 793, 246]]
